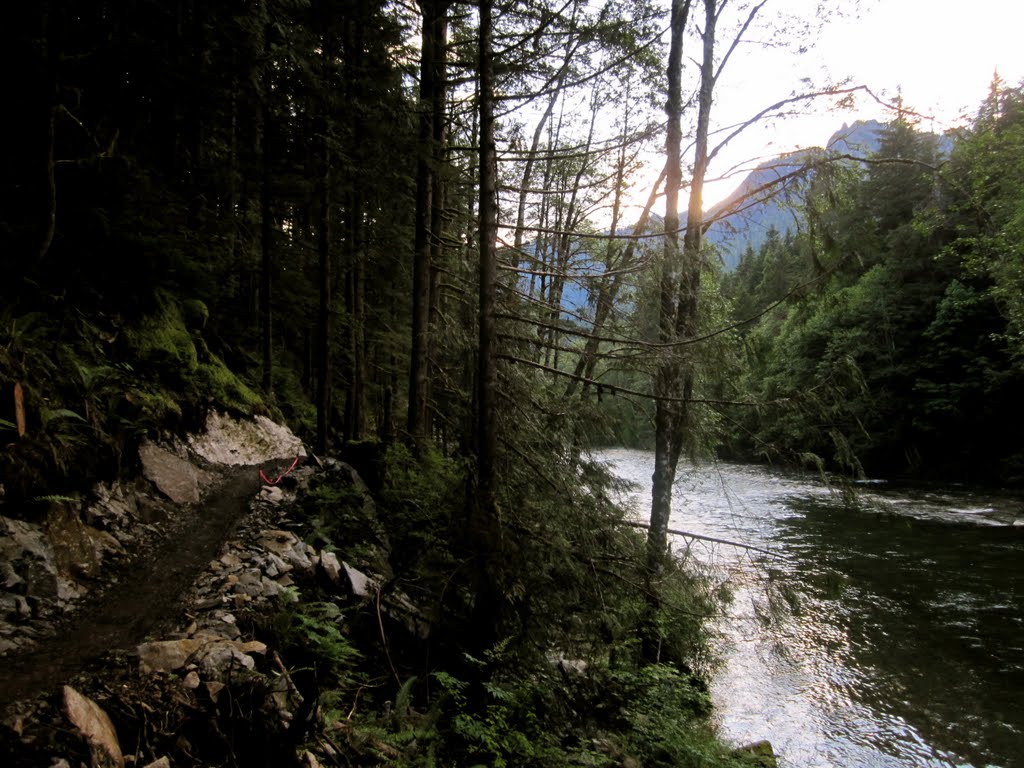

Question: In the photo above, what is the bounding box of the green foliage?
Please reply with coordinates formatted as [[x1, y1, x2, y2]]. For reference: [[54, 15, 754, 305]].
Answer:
[[303, 470, 388, 574], [195, 359, 263, 414], [433, 667, 563, 768], [124, 290, 264, 419], [378, 443, 465, 575], [181, 299, 210, 331], [723, 99, 1024, 483], [271, 600, 361, 688], [125, 296, 199, 378], [270, 364, 317, 443]]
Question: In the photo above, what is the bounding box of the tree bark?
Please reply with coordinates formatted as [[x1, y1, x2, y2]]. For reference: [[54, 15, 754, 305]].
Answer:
[[259, 4, 274, 396], [344, 192, 367, 442], [648, 0, 693, 572], [260, 98, 274, 396], [649, 0, 717, 572], [477, 0, 498, 515], [408, 0, 448, 449], [315, 124, 332, 453]]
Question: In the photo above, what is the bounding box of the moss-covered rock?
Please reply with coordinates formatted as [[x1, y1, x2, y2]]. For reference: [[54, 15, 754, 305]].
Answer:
[[124, 292, 198, 378], [731, 740, 778, 767], [181, 299, 209, 331], [123, 290, 263, 419], [195, 360, 263, 415]]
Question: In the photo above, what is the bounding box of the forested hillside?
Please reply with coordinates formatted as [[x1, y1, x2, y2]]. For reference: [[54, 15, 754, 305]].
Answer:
[[719, 88, 1024, 483], [704, 119, 885, 269]]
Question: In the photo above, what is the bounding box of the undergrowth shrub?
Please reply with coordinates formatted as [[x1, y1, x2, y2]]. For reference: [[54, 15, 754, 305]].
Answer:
[[270, 600, 361, 688], [290, 437, 743, 767]]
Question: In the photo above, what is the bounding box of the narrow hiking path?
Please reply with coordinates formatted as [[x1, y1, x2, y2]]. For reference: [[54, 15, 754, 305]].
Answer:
[[0, 468, 262, 709]]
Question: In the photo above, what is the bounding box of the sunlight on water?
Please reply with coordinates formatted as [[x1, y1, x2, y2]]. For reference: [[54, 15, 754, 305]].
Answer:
[[597, 449, 1024, 768]]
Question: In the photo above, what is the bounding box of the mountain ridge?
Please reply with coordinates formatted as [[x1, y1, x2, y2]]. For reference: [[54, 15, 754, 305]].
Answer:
[[704, 119, 885, 270]]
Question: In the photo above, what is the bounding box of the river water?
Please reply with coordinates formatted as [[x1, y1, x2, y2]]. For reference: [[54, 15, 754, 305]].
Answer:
[[599, 448, 1024, 768]]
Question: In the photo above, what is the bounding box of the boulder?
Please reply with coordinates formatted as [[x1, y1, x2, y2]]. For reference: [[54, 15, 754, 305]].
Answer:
[[319, 551, 343, 587], [731, 740, 778, 767], [139, 441, 207, 504], [259, 486, 286, 505], [85, 481, 138, 531], [193, 641, 257, 678], [342, 562, 377, 599], [63, 685, 124, 768], [0, 516, 58, 600], [1, 559, 25, 590], [137, 633, 267, 677], [188, 411, 305, 466], [137, 637, 209, 673], [46, 502, 100, 579]]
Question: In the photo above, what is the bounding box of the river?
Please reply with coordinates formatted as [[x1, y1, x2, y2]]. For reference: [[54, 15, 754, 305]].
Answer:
[[599, 448, 1024, 768]]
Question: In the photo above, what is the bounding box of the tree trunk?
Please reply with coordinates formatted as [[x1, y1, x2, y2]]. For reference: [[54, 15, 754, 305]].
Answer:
[[477, 0, 498, 515], [345, 191, 367, 441], [425, 6, 449, 442], [648, 0, 693, 572], [38, 7, 57, 262], [315, 126, 331, 454], [649, 0, 717, 573], [463, 0, 503, 664], [260, 96, 273, 396], [408, 0, 448, 449]]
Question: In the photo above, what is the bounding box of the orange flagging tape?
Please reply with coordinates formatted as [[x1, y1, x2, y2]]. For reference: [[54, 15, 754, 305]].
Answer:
[[260, 455, 300, 486]]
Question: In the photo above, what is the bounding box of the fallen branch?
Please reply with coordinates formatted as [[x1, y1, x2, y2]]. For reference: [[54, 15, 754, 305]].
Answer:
[[622, 520, 778, 558], [375, 589, 400, 686]]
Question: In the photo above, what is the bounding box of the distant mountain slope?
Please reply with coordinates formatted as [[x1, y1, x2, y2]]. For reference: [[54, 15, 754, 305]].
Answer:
[[705, 120, 884, 270], [517, 120, 891, 316]]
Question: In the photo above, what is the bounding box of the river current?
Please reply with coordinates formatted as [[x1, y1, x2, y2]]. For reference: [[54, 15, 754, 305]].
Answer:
[[599, 448, 1024, 768]]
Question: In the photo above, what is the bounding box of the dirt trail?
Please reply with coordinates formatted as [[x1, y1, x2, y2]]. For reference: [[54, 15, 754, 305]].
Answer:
[[0, 468, 262, 709]]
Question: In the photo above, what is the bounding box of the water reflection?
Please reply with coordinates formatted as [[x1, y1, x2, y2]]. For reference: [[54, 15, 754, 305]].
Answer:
[[598, 448, 1024, 768]]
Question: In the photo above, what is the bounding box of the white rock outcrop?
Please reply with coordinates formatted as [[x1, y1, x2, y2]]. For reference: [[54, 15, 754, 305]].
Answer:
[[188, 412, 305, 466]]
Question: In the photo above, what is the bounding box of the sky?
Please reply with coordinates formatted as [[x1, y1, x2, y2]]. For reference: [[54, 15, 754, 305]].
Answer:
[[694, 0, 1024, 206]]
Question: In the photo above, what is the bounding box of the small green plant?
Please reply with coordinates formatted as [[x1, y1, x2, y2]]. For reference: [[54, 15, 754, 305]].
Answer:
[[272, 600, 360, 687]]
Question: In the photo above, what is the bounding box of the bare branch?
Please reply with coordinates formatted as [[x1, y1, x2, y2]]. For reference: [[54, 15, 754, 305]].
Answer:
[[497, 353, 764, 407], [621, 521, 779, 558]]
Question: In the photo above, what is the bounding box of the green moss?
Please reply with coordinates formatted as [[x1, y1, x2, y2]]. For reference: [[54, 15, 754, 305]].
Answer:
[[181, 298, 209, 330], [270, 365, 316, 441], [124, 293, 198, 376], [126, 386, 183, 427], [123, 291, 264, 418], [195, 357, 263, 415]]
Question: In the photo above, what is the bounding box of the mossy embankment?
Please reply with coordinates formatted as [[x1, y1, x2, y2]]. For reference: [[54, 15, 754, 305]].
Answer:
[[0, 291, 270, 507]]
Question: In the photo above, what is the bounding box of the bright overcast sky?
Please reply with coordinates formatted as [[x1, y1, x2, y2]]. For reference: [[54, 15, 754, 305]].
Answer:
[[698, 0, 1024, 205]]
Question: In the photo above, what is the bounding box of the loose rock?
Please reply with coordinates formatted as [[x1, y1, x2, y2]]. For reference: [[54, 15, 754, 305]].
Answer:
[[139, 441, 208, 504], [63, 685, 124, 768]]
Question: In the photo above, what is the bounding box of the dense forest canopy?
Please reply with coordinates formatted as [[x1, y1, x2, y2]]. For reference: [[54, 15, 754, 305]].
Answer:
[[719, 90, 1024, 484]]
